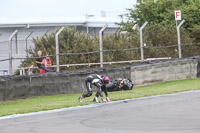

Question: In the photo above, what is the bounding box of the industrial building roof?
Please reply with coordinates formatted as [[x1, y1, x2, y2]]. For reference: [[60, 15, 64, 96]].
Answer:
[[0, 17, 121, 28]]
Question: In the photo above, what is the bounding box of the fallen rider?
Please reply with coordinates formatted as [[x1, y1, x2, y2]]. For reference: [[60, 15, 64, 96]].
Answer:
[[92, 76, 111, 102], [91, 78, 134, 102], [78, 74, 110, 103], [78, 74, 134, 103]]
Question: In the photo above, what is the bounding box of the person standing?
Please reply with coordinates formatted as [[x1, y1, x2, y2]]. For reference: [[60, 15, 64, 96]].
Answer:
[[28, 65, 34, 75], [36, 51, 53, 72], [40, 54, 52, 73], [45, 54, 52, 67]]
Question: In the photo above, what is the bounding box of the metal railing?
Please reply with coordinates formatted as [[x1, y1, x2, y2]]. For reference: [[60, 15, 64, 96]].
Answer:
[[0, 41, 199, 75], [1, 58, 170, 75]]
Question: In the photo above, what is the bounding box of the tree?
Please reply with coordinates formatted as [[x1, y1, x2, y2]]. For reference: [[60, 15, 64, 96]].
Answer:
[[118, 0, 200, 32]]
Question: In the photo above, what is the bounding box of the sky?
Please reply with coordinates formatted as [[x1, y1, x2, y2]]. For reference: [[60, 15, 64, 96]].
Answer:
[[0, 0, 137, 19]]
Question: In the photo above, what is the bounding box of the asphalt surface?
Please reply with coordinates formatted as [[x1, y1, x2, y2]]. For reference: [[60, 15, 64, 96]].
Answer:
[[0, 91, 200, 133]]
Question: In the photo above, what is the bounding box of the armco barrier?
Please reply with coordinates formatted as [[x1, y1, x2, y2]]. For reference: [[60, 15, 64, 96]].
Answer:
[[0, 56, 199, 101]]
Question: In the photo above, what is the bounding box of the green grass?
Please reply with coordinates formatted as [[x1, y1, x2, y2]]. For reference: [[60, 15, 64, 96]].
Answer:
[[0, 78, 200, 117]]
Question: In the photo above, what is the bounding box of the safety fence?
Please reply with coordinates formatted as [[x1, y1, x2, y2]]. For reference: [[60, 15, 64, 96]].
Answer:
[[0, 21, 200, 75], [0, 42, 200, 75], [1, 42, 200, 61]]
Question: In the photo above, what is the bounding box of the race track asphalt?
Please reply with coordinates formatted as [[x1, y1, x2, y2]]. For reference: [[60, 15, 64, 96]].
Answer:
[[0, 91, 200, 133]]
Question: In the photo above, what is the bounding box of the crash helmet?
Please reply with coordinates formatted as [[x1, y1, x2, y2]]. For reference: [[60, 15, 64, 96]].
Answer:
[[102, 76, 110, 85]]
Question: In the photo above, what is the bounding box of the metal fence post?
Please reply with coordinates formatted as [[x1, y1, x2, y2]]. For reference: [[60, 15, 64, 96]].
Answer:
[[55, 26, 65, 72], [99, 24, 108, 67], [139, 21, 148, 62], [42, 30, 49, 38], [9, 29, 18, 75], [177, 19, 185, 58], [25, 31, 33, 57], [15, 33, 18, 54]]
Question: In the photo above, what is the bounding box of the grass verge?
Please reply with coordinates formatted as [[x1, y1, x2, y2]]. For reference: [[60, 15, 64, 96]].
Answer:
[[0, 78, 200, 117]]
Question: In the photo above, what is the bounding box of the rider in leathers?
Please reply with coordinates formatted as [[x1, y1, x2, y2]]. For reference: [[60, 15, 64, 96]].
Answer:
[[78, 74, 109, 103]]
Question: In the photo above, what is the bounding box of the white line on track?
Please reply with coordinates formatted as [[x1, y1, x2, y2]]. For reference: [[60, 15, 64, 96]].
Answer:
[[1, 89, 200, 120]]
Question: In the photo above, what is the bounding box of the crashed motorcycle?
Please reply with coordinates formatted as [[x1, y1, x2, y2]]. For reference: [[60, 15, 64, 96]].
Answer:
[[106, 78, 134, 91]]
